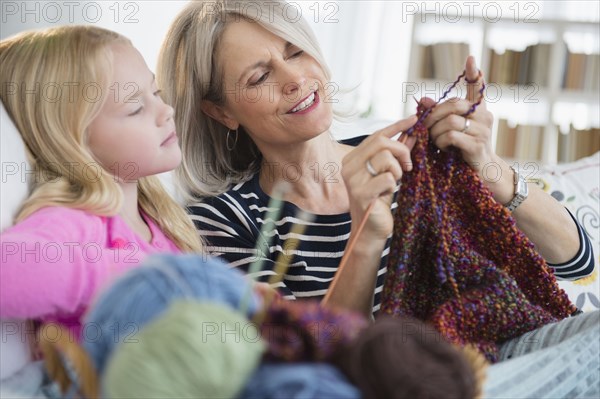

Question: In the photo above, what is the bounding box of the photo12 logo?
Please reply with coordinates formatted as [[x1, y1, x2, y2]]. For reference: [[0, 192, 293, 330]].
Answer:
[[400, 1, 540, 23], [1, 1, 140, 24], [196, 1, 340, 24]]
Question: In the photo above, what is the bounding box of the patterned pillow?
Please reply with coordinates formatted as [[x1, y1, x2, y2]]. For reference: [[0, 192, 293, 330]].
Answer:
[[527, 152, 600, 312]]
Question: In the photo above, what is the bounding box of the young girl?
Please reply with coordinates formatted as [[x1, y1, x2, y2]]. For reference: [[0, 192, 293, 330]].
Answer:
[[0, 25, 203, 339]]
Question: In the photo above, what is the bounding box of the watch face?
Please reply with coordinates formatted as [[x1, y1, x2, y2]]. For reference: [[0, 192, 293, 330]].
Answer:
[[517, 177, 528, 197]]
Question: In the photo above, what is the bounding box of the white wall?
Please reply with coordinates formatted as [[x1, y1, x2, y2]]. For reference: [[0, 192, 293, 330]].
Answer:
[[1, 1, 189, 71], [2, 0, 598, 119], [0, 1, 410, 119]]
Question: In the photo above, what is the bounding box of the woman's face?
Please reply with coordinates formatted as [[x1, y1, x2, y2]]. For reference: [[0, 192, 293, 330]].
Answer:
[[214, 19, 333, 149]]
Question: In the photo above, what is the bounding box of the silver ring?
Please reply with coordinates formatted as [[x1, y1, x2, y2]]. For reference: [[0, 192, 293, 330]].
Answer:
[[461, 118, 471, 133], [365, 159, 378, 177]]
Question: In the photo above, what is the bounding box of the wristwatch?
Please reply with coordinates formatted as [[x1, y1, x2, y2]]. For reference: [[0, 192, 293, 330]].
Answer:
[[504, 165, 528, 212]]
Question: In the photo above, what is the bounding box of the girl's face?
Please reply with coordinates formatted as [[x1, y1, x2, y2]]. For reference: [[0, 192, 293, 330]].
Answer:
[[212, 19, 333, 150], [87, 44, 180, 182]]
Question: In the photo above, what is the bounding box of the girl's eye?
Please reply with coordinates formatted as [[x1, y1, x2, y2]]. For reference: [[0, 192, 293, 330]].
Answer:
[[154, 89, 162, 96], [250, 72, 269, 86], [291, 50, 304, 58], [129, 107, 143, 116]]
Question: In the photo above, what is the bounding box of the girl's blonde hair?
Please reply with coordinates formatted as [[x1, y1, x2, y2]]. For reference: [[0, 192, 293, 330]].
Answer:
[[157, 0, 336, 201], [0, 25, 202, 252]]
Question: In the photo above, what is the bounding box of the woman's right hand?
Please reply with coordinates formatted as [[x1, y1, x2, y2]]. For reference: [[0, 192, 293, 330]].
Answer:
[[341, 115, 418, 240]]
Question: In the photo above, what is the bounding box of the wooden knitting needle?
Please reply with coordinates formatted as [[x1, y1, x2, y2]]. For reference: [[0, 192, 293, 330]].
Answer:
[[337, 201, 376, 272], [38, 323, 99, 398]]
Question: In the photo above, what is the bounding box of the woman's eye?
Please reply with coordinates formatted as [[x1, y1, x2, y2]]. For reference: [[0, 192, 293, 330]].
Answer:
[[129, 107, 143, 116], [251, 72, 269, 86], [154, 89, 162, 96], [292, 50, 304, 58]]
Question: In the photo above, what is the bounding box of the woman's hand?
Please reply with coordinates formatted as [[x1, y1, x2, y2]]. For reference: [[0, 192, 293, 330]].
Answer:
[[413, 57, 582, 266], [326, 115, 417, 316], [422, 56, 514, 202], [424, 56, 496, 172], [341, 115, 418, 240]]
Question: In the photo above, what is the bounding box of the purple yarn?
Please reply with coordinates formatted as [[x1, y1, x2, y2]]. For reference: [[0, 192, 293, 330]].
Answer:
[[82, 254, 261, 374]]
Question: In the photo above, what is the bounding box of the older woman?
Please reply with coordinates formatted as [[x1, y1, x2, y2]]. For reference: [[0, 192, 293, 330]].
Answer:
[[157, 3, 600, 395], [157, 0, 593, 320]]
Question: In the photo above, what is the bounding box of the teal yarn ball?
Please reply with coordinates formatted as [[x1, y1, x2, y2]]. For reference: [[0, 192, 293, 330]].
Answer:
[[103, 301, 265, 399]]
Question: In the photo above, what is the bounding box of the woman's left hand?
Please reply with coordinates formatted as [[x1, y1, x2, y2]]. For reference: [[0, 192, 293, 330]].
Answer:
[[422, 56, 499, 178], [420, 58, 583, 266]]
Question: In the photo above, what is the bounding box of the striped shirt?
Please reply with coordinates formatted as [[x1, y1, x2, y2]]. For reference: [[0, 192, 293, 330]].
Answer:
[[190, 175, 390, 312], [189, 138, 595, 312], [549, 209, 596, 280]]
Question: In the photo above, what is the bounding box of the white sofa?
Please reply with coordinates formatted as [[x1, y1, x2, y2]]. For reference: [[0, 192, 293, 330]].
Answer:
[[1, 102, 34, 382]]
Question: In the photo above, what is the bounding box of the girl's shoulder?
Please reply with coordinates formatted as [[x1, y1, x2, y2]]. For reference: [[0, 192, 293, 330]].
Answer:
[[5, 206, 106, 237], [20, 206, 104, 223]]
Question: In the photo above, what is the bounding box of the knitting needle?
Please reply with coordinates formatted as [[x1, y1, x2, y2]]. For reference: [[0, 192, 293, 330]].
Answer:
[[246, 180, 290, 277], [337, 201, 376, 273], [268, 209, 314, 287], [253, 209, 315, 324], [240, 181, 289, 315]]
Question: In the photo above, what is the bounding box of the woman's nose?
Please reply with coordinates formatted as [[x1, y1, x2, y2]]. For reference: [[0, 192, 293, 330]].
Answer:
[[281, 66, 307, 96]]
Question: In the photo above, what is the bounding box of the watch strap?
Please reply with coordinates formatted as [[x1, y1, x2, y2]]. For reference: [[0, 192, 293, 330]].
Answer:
[[504, 165, 528, 212]]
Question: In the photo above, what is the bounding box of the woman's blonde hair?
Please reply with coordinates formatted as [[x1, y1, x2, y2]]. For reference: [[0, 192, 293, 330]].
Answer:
[[157, 0, 336, 201], [0, 25, 202, 252]]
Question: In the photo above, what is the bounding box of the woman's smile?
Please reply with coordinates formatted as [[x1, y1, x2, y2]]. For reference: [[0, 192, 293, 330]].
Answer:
[[287, 90, 319, 115]]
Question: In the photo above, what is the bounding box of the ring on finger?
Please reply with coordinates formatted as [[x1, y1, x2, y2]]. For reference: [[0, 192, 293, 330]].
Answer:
[[465, 70, 483, 84], [461, 117, 471, 133], [365, 159, 378, 177]]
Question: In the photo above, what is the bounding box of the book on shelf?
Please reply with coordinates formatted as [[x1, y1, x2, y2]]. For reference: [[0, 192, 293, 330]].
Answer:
[[562, 51, 600, 92], [487, 44, 552, 87], [497, 120, 599, 163], [419, 42, 470, 81], [495, 119, 545, 161], [558, 126, 600, 162], [495, 119, 518, 159]]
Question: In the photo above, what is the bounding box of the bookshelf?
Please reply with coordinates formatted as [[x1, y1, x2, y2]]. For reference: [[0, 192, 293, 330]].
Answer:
[[406, 11, 600, 164]]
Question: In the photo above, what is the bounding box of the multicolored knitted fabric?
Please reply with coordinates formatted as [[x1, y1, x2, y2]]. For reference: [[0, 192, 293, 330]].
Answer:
[[380, 72, 577, 362]]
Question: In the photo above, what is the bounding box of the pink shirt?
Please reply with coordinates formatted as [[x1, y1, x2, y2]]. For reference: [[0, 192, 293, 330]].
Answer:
[[0, 206, 181, 338]]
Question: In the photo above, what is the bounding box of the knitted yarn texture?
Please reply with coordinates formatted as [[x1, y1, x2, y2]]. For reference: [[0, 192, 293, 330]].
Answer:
[[380, 73, 577, 362], [258, 298, 482, 399], [259, 298, 369, 362]]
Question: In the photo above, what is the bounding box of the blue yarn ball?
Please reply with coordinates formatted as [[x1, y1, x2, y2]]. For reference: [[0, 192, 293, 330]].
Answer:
[[239, 363, 361, 399], [82, 254, 261, 374]]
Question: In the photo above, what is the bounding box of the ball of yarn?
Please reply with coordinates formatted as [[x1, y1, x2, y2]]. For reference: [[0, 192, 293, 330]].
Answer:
[[239, 363, 361, 399], [332, 315, 478, 399], [259, 298, 368, 362], [82, 254, 261, 374], [103, 301, 265, 399]]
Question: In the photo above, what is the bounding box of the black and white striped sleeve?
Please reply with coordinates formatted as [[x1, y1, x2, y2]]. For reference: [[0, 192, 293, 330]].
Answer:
[[547, 209, 596, 280]]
